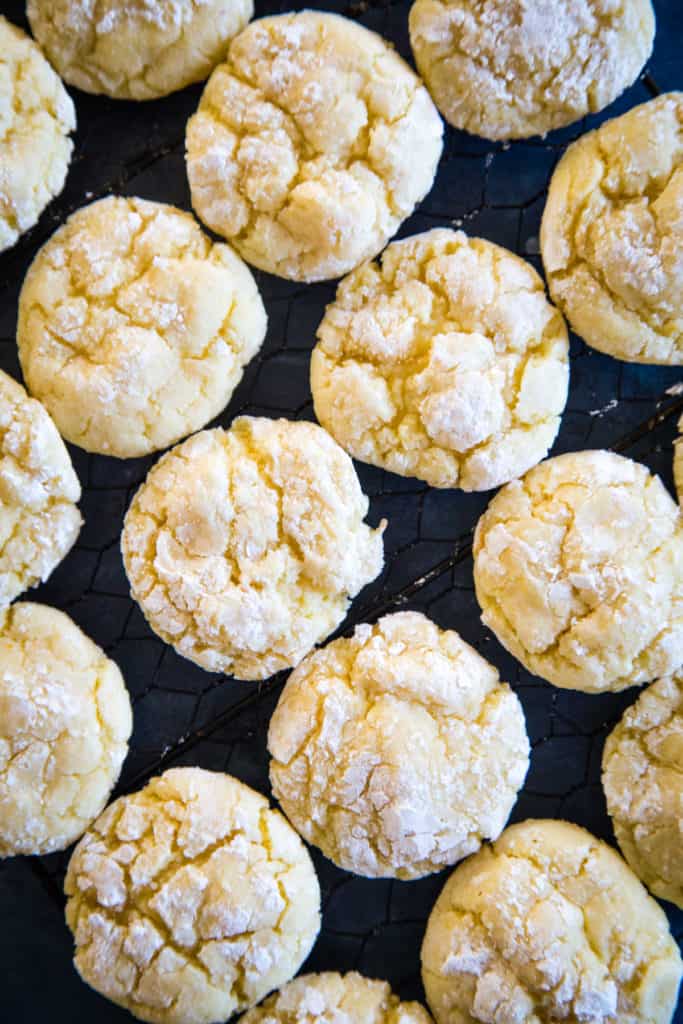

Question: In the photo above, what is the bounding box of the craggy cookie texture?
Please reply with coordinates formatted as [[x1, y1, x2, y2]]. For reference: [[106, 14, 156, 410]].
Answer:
[[0, 16, 75, 252], [27, 0, 253, 101], [311, 229, 569, 490], [268, 612, 529, 880], [602, 673, 683, 909], [542, 93, 683, 365], [0, 369, 81, 608], [122, 417, 385, 680], [421, 819, 683, 1024], [409, 0, 655, 140], [186, 11, 443, 282], [473, 450, 683, 693], [241, 971, 434, 1024], [65, 768, 321, 1024], [18, 197, 267, 458], [0, 602, 131, 857]]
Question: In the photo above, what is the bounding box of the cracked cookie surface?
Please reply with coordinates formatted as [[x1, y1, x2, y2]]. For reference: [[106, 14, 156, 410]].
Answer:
[[268, 611, 529, 880], [65, 767, 321, 1024], [0, 15, 75, 252], [602, 672, 683, 909], [541, 93, 683, 365], [27, 0, 253, 100], [185, 11, 443, 282], [408, 0, 655, 141], [473, 450, 683, 693], [121, 416, 385, 681], [0, 601, 131, 857], [421, 819, 682, 1024], [0, 368, 81, 608], [311, 229, 569, 491], [17, 196, 267, 458]]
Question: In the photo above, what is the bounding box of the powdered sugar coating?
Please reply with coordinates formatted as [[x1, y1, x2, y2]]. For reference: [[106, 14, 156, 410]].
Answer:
[[186, 11, 443, 282], [311, 229, 569, 491], [409, 0, 654, 141], [65, 768, 321, 1024]]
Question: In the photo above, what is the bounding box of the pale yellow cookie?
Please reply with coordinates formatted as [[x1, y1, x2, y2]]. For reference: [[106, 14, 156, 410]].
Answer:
[[0, 602, 131, 857], [311, 229, 569, 490], [65, 767, 321, 1024], [186, 11, 443, 282], [473, 450, 683, 693], [121, 417, 385, 680], [268, 611, 529, 880], [674, 414, 683, 503], [0, 369, 81, 608], [27, 0, 253, 101], [17, 197, 267, 458], [602, 672, 683, 909], [542, 93, 683, 365], [409, 0, 655, 141], [240, 971, 433, 1024], [0, 16, 75, 252], [421, 819, 682, 1024]]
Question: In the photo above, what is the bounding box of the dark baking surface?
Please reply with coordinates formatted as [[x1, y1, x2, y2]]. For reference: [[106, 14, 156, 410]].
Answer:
[[1, 0, 682, 1020]]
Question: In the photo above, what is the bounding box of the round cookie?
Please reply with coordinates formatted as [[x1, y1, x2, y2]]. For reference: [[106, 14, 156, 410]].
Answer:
[[674, 415, 683, 503], [409, 0, 655, 141], [27, 0, 254, 101], [17, 197, 267, 458], [186, 11, 443, 282], [473, 450, 683, 693], [602, 672, 683, 909], [311, 229, 569, 491], [65, 767, 321, 1024], [0, 16, 75, 252], [121, 417, 385, 680], [542, 93, 683, 365], [240, 972, 433, 1024], [0, 602, 131, 857], [0, 368, 81, 608], [421, 819, 683, 1024], [268, 611, 529, 880]]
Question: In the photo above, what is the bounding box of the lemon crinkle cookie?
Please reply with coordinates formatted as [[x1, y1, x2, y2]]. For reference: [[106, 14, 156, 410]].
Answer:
[[65, 767, 321, 1024], [186, 11, 443, 282], [0, 16, 75, 252], [473, 450, 683, 693], [602, 672, 683, 909], [311, 229, 569, 490], [421, 819, 683, 1024], [121, 416, 385, 680], [17, 196, 267, 458], [27, 0, 254, 101], [409, 0, 655, 141], [0, 369, 81, 608], [0, 602, 132, 858], [542, 93, 683, 365], [268, 611, 529, 880]]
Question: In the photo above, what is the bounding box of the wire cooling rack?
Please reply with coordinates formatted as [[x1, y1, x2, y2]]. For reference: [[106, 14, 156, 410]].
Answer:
[[1, 1, 682, 1020]]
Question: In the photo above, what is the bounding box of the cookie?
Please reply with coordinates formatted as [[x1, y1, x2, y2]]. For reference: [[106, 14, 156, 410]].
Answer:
[[542, 93, 683, 365], [0, 602, 131, 857], [409, 0, 655, 141], [473, 450, 683, 693], [674, 415, 683, 503], [121, 417, 385, 680], [268, 611, 529, 880], [17, 197, 267, 458], [240, 971, 433, 1024], [0, 369, 81, 608], [27, 0, 253, 101], [0, 16, 75, 252], [186, 11, 443, 282], [311, 229, 569, 490], [65, 767, 321, 1024], [421, 819, 682, 1024], [602, 672, 683, 909]]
